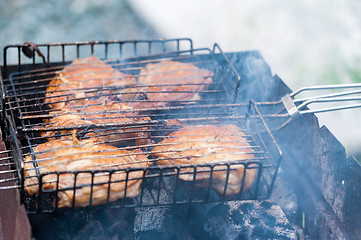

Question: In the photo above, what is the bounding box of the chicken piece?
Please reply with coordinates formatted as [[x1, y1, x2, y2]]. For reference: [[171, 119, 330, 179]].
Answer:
[[128, 61, 213, 109], [24, 134, 149, 208], [151, 124, 257, 195], [44, 56, 136, 110], [41, 99, 152, 147]]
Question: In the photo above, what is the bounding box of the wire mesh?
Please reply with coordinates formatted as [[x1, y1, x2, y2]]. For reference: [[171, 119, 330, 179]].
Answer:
[[1, 39, 281, 214]]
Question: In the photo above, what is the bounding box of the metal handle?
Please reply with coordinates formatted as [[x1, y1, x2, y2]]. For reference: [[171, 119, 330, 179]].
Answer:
[[212, 43, 241, 102], [297, 96, 361, 114], [282, 83, 361, 118], [290, 83, 361, 98]]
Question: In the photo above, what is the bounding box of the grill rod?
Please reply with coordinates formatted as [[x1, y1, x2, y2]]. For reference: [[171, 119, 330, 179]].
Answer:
[[4, 56, 215, 91], [0, 155, 21, 189]]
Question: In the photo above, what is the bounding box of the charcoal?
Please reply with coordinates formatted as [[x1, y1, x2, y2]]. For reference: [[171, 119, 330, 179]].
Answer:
[[134, 171, 194, 239], [111, 234, 120, 240], [74, 220, 106, 240], [134, 206, 190, 240], [108, 220, 129, 234], [93, 207, 135, 239], [188, 200, 296, 240], [101, 207, 134, 227], [29, 211, 89, 240], [134, 171, 177, 206]]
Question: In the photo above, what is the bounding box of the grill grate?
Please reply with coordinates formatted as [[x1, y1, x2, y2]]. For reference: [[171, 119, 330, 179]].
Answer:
[[0, 39, 282, 214]]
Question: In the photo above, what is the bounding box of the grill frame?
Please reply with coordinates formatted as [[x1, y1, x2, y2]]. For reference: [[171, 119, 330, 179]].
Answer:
[[1, 39, 282, 214]]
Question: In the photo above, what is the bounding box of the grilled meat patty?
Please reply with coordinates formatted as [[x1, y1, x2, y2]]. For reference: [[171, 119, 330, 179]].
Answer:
[[44, 56, 136, 110], [24, 134, 149, 208], [41, 99, 152, 147], [127, 61, 213, 109], [151, 124, 257, 195]]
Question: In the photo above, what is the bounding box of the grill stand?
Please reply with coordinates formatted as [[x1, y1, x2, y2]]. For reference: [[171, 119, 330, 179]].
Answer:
[[1, 42, 361, 239], [273, 108, 361, 239]]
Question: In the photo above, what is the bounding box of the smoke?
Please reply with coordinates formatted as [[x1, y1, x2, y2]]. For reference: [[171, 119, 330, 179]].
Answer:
[[128, 0, 361, 158]]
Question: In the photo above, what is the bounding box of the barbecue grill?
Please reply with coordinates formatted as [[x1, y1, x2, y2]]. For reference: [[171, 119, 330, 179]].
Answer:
[[1, 38, 361, 239], [0, 38, 282, 215]]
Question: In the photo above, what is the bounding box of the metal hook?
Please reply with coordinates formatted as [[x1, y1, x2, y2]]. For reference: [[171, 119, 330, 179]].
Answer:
[[22, 41, 50, 67]]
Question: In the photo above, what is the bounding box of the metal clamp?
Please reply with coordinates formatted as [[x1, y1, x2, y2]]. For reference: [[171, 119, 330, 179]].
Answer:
[[281, 94, 301, 119], [22, 42, 50, 67]]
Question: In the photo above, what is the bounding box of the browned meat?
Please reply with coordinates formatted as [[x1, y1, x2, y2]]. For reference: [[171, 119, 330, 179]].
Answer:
[[41, 99, 152, 147], [151, 124, 257, 195], [128, 61, 213, 109], [24, 134, 149, 208], [44, 56, 136, 110]]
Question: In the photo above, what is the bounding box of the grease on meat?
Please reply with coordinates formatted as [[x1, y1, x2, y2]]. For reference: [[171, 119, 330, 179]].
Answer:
[[45, 56, 136, 109], [128, 61, 213, 109], [151, 124, 257, 195], [24, 135, 149, 208], [41, 99, 152, 147]]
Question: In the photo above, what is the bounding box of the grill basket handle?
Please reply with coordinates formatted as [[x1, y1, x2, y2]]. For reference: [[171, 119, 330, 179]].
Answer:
[[282, 83, 361, 118]]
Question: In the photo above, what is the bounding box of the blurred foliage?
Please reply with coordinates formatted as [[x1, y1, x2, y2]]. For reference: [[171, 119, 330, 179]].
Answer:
[[318, 57, 361, 86], [346, 57, 361, 83]]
